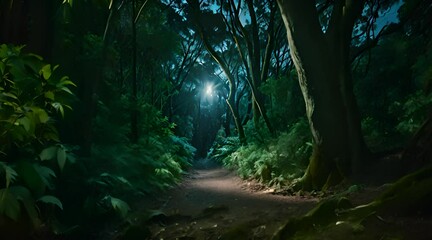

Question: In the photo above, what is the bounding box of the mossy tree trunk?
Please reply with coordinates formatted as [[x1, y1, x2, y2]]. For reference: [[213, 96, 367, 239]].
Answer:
[[277, 0, 370, 190]]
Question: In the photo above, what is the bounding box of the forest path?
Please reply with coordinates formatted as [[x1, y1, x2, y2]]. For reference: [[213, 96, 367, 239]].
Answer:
[[145, 159, 317, 239]]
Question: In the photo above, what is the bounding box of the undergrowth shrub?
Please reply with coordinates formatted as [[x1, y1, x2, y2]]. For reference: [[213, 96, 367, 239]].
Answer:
[[260, 74, 305, 131], [362, 90, 432, 151], [208, 135, 240, 162], [391, 91, 432, 136], [210, 118, 312, 188], [55, 89, 196, 236], [0, 44, 75, 236]]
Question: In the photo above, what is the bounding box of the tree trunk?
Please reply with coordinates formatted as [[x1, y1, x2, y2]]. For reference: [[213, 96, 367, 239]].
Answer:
[[277, 0, 369, 190], [224, 104, 232, 137], [227, 93, 246, 144], [246, 0, 275, 135]]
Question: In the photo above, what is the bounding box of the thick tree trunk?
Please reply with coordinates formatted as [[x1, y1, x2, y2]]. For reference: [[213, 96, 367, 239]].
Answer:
[[277, 0, 369, 190], [326, 1, 370, 174]]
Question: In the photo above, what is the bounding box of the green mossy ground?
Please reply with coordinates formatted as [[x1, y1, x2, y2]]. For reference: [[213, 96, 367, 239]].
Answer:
[[273, 166, 432, 240]]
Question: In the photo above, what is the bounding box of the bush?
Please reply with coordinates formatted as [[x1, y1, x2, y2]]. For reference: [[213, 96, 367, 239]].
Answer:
[[392, 91, 432, 137], [208, 135, 241, 162], [55, 98, 196, 235], [211, 118, 312, 188], [0, 44, 75, 235], [362, 91, 432, 152]]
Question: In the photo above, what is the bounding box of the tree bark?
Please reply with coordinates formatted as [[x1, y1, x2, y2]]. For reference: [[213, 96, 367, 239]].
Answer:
[[277, 0, 369, 190]]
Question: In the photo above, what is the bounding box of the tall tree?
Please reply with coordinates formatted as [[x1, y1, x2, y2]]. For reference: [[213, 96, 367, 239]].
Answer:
[[276, 0, 371, 189], [219, 0, 277, 134], [187, 0, 247, 144]]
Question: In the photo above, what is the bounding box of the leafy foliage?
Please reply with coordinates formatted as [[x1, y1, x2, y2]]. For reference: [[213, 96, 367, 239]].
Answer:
[[0, 44, 74, 152], [53, 70, 196, 234], [208, 136, 241, 162], [0, 44, 75, 232], [355, 32, 432, 151], [391, 91, 432, 137], [260, 74, 305, 131], [210, 119, 312, 187]]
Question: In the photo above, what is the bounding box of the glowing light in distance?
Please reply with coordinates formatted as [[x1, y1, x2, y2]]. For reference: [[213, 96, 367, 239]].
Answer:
[[206, 84, 213, 96]]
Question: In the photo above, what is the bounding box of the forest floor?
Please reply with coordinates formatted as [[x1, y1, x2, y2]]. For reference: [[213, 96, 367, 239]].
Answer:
[[114, 158, 432, 240], [140, 158, 317, 239]]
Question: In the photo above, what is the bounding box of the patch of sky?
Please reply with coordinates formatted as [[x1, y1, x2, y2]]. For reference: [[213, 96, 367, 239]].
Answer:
[[376, 0, 403, 31]]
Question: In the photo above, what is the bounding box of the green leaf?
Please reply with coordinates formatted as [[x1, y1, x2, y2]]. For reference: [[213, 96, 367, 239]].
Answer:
[[51, 102, 64, 117], [27, 53, 43, 60], [0, 188, 21, 221], [63, 104, 73, 111], [116, 176, 132, 187], [44, 91, 55, 100], [9, 186, 32, 199], [57, 147, 67, 171], [60, 86, 73, 95], [15, 161, 45, 197], [63, 0, 73, 7], [9, 186, 41, 227], [34, 165, 56, 179], [67, 153, 76, 163], [40, 146, 58, 161], [59, 77, 76, 87], [37, 195, 63, 210], [40, 64, 52, 80], [2, 101, 19, 109], [31, 107, 50, 124], [0, 61, 5, 75], [17, 116, 31, 132], [34, 165, 56, 189], [2, 92, 18, 100], [37, 109, 49, 123], [0, 162, 18, 188], [110, 196, 130, 218]]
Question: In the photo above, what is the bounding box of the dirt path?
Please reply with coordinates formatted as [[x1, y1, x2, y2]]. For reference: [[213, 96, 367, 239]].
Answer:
[[146, 160, 317, 239]]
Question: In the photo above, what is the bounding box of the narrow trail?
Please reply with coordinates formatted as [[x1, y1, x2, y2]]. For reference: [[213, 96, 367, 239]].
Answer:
[[147, 159, 317, 239]]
